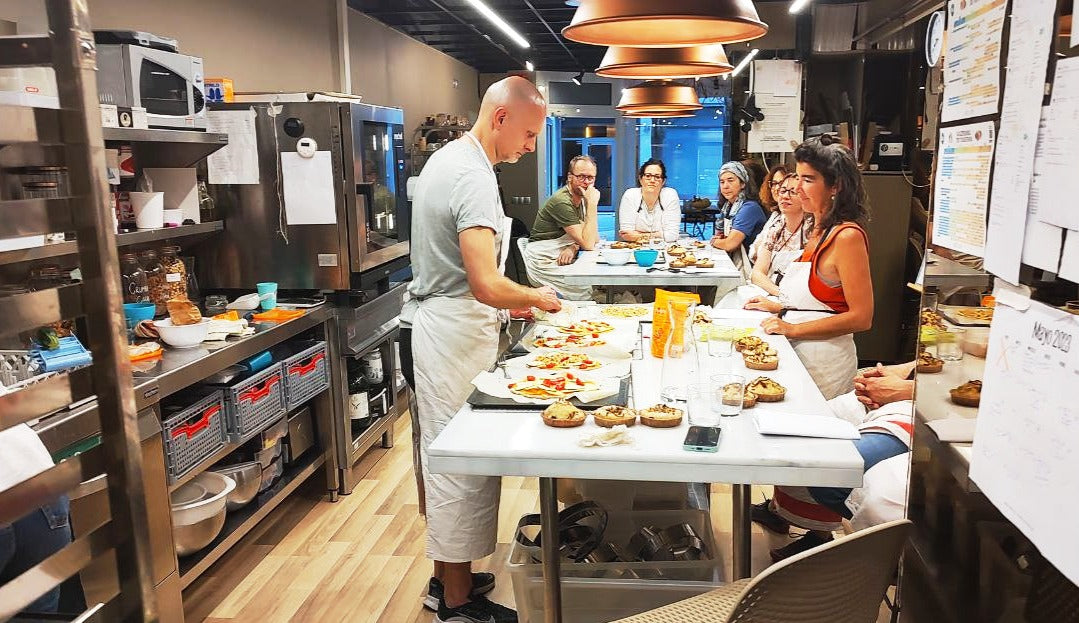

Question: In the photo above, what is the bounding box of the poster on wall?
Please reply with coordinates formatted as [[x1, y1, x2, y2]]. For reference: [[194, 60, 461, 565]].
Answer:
[[982, 0, 1056, 284], [940, 0, 1007, 123], [932, 121, 995, 256], [970, 296, 1079, 585], [748, 60, 802, 153]]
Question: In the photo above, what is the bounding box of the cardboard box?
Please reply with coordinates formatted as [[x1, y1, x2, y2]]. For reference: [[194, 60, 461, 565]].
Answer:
[[205, 77, 234, 103]]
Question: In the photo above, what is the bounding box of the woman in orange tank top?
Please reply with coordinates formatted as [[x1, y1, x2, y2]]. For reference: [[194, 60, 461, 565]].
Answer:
[[744, 136, 873, 399]]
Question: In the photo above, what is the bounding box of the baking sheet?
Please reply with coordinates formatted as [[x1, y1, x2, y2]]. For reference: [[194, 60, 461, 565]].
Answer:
[[938, 305, 993, 326], [467, 373, 629, 410]]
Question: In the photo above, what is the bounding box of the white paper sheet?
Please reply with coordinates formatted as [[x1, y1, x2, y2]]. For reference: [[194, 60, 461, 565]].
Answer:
[[941, 0, 1007, 122], [753, 60, 800, 97], [933, 122, 996, 256], [982, 0, 1057, 284], [281, 151, 337, 225], [970, 299, 1079, 585], [753, 410, 859, 440], [143, 167, 199, 224], [206, 109, 260, 185], [1021, 110, 1065, 272], [1035, 57, 1079, 231]]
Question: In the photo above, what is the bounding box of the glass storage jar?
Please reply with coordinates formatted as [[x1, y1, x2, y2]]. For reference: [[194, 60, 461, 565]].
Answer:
[[139, 249, 166, 314], [158, 245, 188, 304], [120, 253, 150, 303]]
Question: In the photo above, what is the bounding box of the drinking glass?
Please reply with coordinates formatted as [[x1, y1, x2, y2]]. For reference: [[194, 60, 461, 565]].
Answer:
[[711, 373, 746, 417], [687, 383, 721, 427], [937, 327, 965, 361]]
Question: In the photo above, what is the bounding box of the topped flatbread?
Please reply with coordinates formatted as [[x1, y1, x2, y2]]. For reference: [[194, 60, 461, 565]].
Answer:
[[506, 372, 600, 400], [557, 320, 615, 336], [528, 351, 602, 370], [601, 305, 649, 318], [533, 334, 607, 349], [957, 307, 994, 322]]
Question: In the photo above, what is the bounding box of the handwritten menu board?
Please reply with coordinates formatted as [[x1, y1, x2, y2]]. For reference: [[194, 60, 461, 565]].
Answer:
[[932, 122, 995, 256], [971, 298, 1079, 584], [941, 0, 1007, 122]]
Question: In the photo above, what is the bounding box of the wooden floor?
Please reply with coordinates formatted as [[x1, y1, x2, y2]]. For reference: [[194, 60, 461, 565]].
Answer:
[[184, 418, 897, 623]]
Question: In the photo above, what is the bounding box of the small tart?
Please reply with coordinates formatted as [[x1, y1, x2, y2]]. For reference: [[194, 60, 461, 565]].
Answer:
[[695, 259, 715, 268], [670, 260, 687, 269], [639, 403, 684, 428], [735, 336, 764, 352], [950, 380, 982, 407], [682, 254, 697, 266], [541, 399, 586, 428], [743, 348, 779, 371], [746, 376, 786, 402], [592, 405, 638, 428], [722, 383, 757, 408], [916, 350, 944, 374], [667, 245, 687, 257]]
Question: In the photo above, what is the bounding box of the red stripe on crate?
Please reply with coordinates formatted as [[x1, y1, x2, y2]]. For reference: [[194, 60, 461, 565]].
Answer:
[[171, 405, 221, 439], [239, 375, 281, 403], [289, 352, 325, 376]]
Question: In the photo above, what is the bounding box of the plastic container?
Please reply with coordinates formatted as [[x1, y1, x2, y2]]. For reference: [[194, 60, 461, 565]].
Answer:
[[961, 327, 990, 358], [634, 249, 659, 267], [508, 509, 721, 623], [260, 416, 289, 450], [259, 456, 283, 492], [131, 191, 164, 229], [161, 390, 228, 483], [213, 363, 287, 442], [254, 441, 283, 468], [278, 341, 330, 410]]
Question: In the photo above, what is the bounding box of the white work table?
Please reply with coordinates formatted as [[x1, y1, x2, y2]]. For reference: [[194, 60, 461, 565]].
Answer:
[[427, 309, 864, 623], [914, 345, 985, 491], [558, 247, 744, 288]]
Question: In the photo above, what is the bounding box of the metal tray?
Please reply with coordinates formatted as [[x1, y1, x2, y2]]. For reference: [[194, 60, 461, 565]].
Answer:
[[938, 305, 993, 327], [467, 374, 631, 411]]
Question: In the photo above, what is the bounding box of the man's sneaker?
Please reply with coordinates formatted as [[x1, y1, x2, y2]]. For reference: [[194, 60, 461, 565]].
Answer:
[[424, 573, 497, 610], [751, 499, 791, 535], [769, 532, 834, 562], [436, 595, 517, 623]]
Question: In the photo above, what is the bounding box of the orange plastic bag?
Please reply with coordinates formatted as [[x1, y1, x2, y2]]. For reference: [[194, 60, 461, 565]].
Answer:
[[651, 289, 701, 358]]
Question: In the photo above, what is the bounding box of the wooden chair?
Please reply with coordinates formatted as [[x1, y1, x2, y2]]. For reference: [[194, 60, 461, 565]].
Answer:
[[612, 519, 912, 623]]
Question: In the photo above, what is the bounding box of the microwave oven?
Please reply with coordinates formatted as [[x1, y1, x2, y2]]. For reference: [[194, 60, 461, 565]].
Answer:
[[96, 44, 206, 130]]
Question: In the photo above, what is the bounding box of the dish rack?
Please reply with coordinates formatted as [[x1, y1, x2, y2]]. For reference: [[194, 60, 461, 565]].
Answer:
[[0, 349, 87, 397], [216, 363, 287, 442], [280, 341, 329, 410], [162, 390, 229, 483]]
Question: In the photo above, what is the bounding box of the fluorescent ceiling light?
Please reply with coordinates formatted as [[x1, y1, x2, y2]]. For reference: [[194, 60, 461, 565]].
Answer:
[[730, 48, 759, 78], [464, 0, 530, 48], [789, 0, 812, 14], [526, 60, 535, 71]]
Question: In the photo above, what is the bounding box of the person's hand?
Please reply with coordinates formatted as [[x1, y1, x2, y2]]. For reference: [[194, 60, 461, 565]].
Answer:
[[533, 286, 561, 313], [620, 230, 640, 242], [854, 375, 915, 410], [760, 315, 794, 336], [585, 186, 601, 208], [557, 245, 578, 266], [744, 296, 782, 314]]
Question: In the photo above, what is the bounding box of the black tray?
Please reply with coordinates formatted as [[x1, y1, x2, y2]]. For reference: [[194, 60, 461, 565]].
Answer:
[[467, 374, 631, 410]]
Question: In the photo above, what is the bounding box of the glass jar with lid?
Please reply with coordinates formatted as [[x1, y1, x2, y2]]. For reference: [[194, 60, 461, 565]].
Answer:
[[120, 253, 150, 304], [20, 166, 69, 196], [27, 265, 68, 291], [158, 245, 188, 304], [139, 249, 166, 314], [21, 181, 60, 199]]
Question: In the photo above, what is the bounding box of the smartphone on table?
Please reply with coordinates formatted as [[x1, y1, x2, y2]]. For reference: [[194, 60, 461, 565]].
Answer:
[[683, 425, 721, 453]]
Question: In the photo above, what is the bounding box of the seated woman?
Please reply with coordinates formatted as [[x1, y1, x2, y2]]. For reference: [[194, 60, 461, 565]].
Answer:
[[754, 362, 914, 561], [716, 173, 812, 309], [749, 164, 790, 264], [710, 162, 768, 278], [745, 136, 873, 399], [617, 159, 681, 243]]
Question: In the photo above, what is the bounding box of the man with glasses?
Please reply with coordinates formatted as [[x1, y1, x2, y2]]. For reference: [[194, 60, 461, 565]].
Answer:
[[522, 154, 601, 300]]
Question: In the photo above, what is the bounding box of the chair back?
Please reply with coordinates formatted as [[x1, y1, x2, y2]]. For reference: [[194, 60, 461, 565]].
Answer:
[[723, 519, 912, 623]]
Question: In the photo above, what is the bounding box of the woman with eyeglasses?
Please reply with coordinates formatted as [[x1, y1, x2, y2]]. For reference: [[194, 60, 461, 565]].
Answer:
[[616, 158, 681, 243], [744, 136, 874, 399], [750, 173, 813, 295], [749, 164, 791, 264]]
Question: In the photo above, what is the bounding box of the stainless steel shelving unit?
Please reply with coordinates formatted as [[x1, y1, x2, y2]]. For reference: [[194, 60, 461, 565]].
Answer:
[[102, 127, 229, 168], [0, 220, 224, 265], [0, 2, 159, 620]]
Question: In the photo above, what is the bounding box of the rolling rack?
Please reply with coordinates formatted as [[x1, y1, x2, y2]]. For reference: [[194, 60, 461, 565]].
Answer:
[[0, 1, 158, 620]]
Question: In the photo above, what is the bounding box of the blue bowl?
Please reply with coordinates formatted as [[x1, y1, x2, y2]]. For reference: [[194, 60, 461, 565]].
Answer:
[[123, 302, 156, 329], [634, 249, 659, 267]]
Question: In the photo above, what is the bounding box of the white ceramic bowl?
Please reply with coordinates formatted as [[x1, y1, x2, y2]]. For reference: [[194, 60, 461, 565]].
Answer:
[[603, 248, 633, 265], [154, 318, 211, 349]]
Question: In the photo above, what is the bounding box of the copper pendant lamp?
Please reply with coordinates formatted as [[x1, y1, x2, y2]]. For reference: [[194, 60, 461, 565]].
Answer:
[[623, 110, 697, 118], [563, 0, 768, 47], [596, 45, 733, 79], [616, 81, 701, 113]]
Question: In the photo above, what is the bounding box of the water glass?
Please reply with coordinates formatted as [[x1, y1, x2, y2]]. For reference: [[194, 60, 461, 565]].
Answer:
[[937, 328, 965, 361], [711, 373, 746, 417], [707, 335, 734, 358], [688, 383, 721, 426]]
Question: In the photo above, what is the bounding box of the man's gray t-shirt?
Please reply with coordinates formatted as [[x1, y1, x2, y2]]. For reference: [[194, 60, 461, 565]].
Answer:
[[402, 135, 503, 326]]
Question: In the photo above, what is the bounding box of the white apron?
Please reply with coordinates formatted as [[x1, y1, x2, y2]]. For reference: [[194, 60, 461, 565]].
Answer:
[[522, 234, 594, 301], [715, 245, 805, 309], [721, 215, 754, 281], [778, 260, 857, 400], [414, 296, 502, 562]]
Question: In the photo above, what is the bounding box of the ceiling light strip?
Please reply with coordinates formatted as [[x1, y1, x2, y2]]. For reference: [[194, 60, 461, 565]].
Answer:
[[464, 0, 531, 48]]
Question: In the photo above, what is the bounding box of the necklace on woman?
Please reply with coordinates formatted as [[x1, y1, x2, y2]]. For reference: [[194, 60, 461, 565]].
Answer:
[[774, 217, 805, 250]]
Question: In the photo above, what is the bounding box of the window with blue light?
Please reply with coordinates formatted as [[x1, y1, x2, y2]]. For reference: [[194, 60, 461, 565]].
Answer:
[[636, 98, 730, 204]]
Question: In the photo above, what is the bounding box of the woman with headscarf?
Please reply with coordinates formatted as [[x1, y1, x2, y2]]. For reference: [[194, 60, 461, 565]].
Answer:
[[710, 161, 768, 279]]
